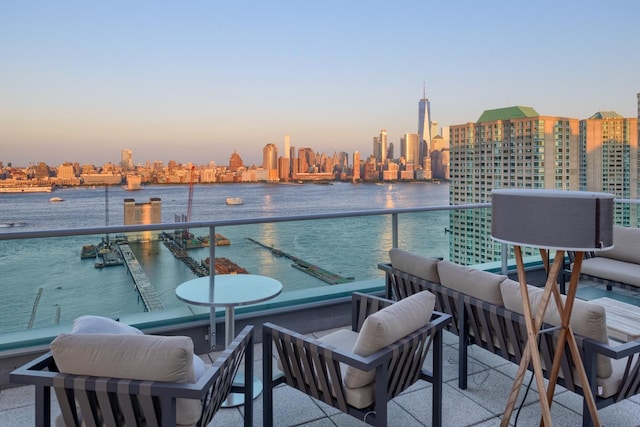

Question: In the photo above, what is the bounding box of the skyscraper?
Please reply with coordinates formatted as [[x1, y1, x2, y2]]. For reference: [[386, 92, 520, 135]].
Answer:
[[263, 143, 278, 181], [284, 135, 290, 159], [121, 149, 133, 171], [449, 106, 580, 265], [418, 88, 431, 167], [580, 111, 638, 226], [400, 133, 420, 166], [380, 129, 388, 165], [352, 151, 361, 182]]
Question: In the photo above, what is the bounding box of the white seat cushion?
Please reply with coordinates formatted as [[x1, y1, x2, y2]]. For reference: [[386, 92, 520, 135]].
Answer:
[[318, 329, 375, 409], [580, 257, 640, 288]]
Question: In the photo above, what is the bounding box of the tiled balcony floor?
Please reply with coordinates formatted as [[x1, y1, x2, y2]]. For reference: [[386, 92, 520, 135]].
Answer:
[[2, 282, 640, 426]]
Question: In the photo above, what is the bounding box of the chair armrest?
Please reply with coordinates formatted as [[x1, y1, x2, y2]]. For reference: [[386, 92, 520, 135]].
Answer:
[[263, 322, 390, 373], [578, 335, 640, 402]]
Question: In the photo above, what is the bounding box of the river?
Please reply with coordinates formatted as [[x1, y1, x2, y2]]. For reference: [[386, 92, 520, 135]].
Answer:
[[0, 181, 450, 333]]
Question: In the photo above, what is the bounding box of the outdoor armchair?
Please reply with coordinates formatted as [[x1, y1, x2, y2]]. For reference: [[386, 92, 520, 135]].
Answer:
[[262, 291, 451, 427], [10, 324, 254, 427]]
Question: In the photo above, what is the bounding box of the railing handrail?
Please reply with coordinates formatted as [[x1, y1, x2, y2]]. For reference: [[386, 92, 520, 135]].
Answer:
[[0, 203, 491, 240], [2, 196, 635, 241]]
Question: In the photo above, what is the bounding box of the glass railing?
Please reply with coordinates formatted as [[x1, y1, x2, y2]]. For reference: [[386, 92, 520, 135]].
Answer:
[[1, 198, 636, 355], [0, 204, 489, 353]]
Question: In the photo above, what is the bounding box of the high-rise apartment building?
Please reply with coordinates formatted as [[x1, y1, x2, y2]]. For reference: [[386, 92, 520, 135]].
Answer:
[[121, 149, 133, 171], [400, 133, 420, 167], [284, 135, 290, 159], [373, 136, 381, 163], [352, 151, 361, 182], [449, 106, 580, 265], [381, 129, 388, 165], [580, 111, 638, 226], [297, 148, 314, 174], [263, 143, 279, 181], [372, 129, 388, 166]]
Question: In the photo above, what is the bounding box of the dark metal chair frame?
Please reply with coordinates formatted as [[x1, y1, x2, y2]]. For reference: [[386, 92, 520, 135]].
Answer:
[[262, 291, 451, 427], [379, 262, 640, 427], [10, 325, 254, 427], [567, 250, 640, 292]]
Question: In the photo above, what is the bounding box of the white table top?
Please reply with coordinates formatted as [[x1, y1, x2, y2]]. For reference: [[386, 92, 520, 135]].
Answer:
[[175, 274, 283, 308]]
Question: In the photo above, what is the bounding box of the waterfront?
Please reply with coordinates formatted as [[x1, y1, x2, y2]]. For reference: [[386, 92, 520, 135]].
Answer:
[[0, 182, 450, 333]]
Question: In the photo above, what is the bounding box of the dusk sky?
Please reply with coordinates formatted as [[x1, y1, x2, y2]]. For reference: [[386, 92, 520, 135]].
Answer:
[[1, 1, 638, 167]]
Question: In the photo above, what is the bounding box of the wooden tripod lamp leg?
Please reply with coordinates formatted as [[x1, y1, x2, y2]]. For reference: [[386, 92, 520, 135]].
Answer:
[[501, 246, 553, 427]]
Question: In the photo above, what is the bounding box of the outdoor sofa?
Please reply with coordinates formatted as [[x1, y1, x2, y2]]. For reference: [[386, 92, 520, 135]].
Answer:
[[569, 225, 640, 291], [379, 248, 640, 427]]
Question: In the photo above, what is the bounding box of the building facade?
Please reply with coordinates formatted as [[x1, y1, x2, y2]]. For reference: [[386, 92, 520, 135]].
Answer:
[[400, 133, 420, 167], [449, 106, 580, 265], [580, 111, 638, 226], [262, 143, 278, 181], [418, 93, 431, 166]]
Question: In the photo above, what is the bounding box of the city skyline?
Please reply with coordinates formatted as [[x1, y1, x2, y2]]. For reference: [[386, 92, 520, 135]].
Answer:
[[1, 1, 638, 167]]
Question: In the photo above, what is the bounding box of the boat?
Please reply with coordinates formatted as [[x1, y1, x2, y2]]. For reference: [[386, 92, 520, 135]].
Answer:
[[80, 245, 97, 259], [49, 197, 64, 202], [226, 197, 244, 205]]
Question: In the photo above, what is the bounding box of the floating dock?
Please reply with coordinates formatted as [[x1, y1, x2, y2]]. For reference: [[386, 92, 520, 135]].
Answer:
[[119, 243, 164, 311], [247, 238, 354, 285]]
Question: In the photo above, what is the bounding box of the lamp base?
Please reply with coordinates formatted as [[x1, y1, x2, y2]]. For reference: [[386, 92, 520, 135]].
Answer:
[[500, 248, 600, 427]]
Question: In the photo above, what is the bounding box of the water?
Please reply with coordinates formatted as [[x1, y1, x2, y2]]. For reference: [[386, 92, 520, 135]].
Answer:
[[0, 182, 450, 333]]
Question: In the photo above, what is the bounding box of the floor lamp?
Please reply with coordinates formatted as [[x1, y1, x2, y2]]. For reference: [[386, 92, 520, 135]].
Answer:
[[491, 189, 614, 427]]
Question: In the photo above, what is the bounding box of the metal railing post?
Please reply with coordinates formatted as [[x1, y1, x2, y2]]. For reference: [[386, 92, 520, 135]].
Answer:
[[209, 225, 216, 350], [392, 213, 398, 249], [501, 242, 508, 275]]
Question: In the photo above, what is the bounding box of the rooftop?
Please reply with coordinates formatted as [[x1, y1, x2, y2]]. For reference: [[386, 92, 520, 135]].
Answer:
[[477, 106, 539, 123], [3, 279, 640, 426]]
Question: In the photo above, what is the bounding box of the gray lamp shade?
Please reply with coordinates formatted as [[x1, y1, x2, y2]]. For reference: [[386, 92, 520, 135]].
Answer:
[[491, 189, 614, 251]]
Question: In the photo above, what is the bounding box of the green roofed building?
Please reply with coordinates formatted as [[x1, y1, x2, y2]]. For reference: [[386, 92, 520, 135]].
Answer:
[[448, 103, 638, 266], [477, 106, 539, 123], [448, 106, 580, 265]]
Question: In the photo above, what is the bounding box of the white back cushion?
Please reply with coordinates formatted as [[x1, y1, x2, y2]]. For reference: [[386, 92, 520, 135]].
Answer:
[[345, 290, 436, 388], [499, 279, 612, 378], [51, 333, 201, 425], [389, 248, 441, 283]]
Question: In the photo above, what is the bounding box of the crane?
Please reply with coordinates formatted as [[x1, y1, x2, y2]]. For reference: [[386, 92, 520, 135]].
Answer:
[[183, 166, 196, 241], [104, 184, 110, 245]]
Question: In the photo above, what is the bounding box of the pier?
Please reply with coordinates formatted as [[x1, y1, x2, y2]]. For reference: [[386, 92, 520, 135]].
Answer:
[[119, 243, 164, 311], [247, 238, 354, 285]]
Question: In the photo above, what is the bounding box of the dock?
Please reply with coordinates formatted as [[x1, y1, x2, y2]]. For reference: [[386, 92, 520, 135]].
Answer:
[[247, 238, 354, 285], [119, 243, 164, 311]]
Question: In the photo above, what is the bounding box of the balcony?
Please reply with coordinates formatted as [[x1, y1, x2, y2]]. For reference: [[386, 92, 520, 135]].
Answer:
[[1, 202, 639, 425]]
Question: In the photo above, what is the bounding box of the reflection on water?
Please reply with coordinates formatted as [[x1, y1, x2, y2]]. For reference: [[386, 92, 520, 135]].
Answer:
[[0, 182, 450, 333]]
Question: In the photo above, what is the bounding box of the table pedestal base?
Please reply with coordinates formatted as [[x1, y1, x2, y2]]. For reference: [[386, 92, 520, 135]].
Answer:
[[222, 373, 263, 408]]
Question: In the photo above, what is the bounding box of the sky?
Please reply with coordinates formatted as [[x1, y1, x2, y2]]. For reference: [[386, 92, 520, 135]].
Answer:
[[1, 1, 638, 168]]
